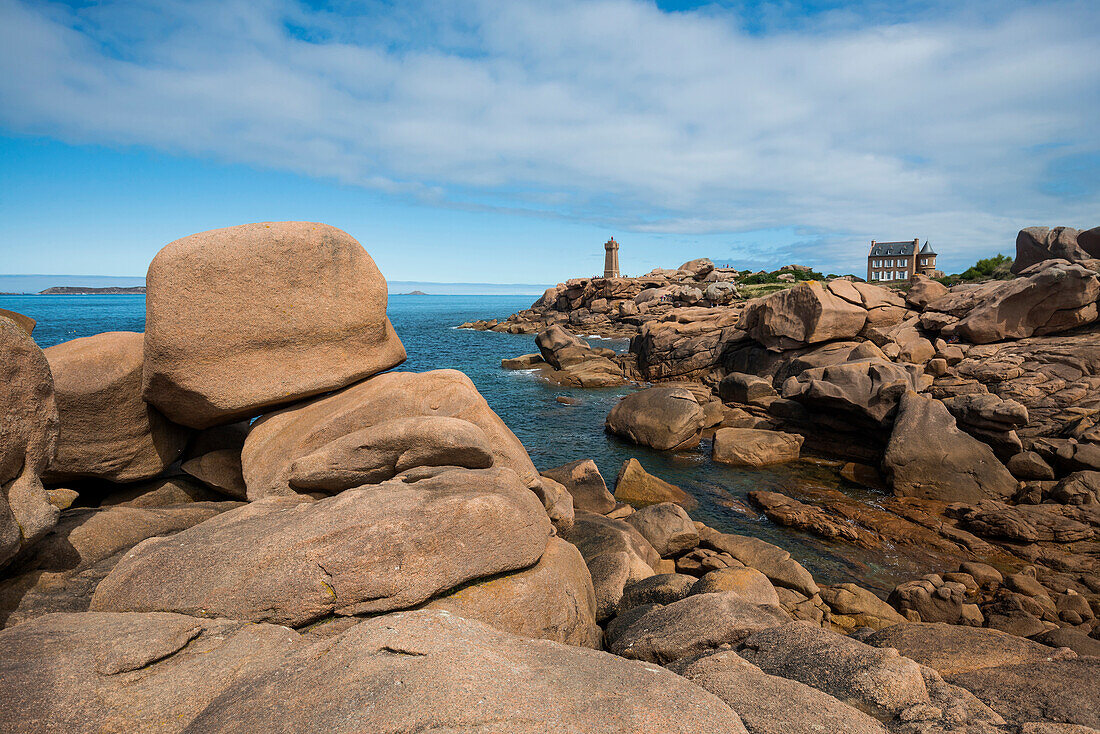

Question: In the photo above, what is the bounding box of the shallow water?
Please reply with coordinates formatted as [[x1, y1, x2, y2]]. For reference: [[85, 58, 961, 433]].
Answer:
[[2, 293, 929, 593]]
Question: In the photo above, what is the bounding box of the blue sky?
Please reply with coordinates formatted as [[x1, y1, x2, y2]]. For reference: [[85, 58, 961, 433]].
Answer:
[[1, 0, 1098, 284]]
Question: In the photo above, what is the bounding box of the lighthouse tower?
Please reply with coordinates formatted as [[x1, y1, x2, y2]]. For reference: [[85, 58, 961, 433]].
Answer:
[[603, 237, 620, 278]]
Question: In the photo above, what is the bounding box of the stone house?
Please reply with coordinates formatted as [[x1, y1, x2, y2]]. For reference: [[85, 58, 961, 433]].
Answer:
[[867, 239, 940, 284]]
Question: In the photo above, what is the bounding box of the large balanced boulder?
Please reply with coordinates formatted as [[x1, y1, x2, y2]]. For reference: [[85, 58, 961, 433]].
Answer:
[[43, 332, 189, 483], [426, 536, 600, 649], [954, 260, 1099, 343], [1, 316, 60, 568], [712, 427, 803, 466], [605, 386, 705, 451], [90, 468, 551, 627], [142, 222, 406, 429], [1011, 226, 1086, 274], [738, 281, 867, 351], [242, 369, 539, 499], [884, 391, 1017, 503]]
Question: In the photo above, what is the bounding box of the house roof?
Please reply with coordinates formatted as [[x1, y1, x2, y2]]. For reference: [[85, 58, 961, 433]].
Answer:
[[869, 240, 916, 257], [919, 241, 936, 255]]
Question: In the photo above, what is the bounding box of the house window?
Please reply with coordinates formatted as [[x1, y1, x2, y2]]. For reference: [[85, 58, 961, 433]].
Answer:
[[901, 271, 908, 280]]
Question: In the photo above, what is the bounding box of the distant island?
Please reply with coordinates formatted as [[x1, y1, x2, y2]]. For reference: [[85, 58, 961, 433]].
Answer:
[[399, 290, 429, 295], [38, 286, 147, 295]]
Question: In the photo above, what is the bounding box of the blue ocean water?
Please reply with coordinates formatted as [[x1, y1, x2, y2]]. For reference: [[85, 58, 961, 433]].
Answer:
[[1, 293, 921, 592]]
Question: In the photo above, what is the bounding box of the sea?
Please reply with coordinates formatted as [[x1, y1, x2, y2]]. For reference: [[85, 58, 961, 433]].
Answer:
[[1, 293, 922, 594]]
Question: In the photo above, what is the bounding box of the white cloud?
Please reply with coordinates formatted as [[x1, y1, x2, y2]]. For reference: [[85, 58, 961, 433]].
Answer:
[[1, 0, 1097, 273]]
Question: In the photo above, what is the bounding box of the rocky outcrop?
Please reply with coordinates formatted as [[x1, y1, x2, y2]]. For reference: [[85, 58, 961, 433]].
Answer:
[[629, 307, 745, 381], [242, 369, 539, 499], [738, 281, 868, 351], [43, 332, 189, 483], [884, 391, 1018, 502], [605, 386, 705, 451], [1, 315, 60, 568], [953, 260, 1099, 343], [532, 325, 625, 387], [90, 468, 551, 627], [563, 510, 659, 621], [142, 222, 407, 428]]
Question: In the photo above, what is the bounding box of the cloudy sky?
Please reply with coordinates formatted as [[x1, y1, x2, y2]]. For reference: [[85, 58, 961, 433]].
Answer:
[[1, 0, 1098, 284]]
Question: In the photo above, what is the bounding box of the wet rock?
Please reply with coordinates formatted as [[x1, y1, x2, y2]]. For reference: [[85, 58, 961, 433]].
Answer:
[[611, 591, 789, 664], [605, 386, 705, 451], [747, 490, 880, 548], [1, 315, 60, 568], [712, 428, 803, 467], [671, 649, 888, 734], [142, 222, 406, 428], [613, 458, 694, 507], [242, 369, 539, 499], [90, 468, 551, 628], [425, 536, 600, 649], [623, 502, 699, 557], [43, 332, 189, 483], [540, 458, 616, 514], [884, 391, 1018, 503]]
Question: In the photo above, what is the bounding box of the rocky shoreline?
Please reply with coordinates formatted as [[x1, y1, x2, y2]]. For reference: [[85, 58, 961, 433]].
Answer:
[[2, 222, 1098, 732]]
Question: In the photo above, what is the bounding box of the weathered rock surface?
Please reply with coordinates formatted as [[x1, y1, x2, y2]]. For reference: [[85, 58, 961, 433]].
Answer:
[[243, 369, 539, 499], [623, 502, 699, 557], [690, 567, 780, 606], [884, 391, 1018, 502], [866, 622, 1076, 675], [43, 332, 189, 483], [738, 281, 867, 351], [563, 510, 659, 621], [1012, 227, 1087, 273], [1, 316, 60, 568], [671, 649, 889, 734], [946, 658, 1100, 728], [613, 458, 694, 506], [541, 458, 616, 514], [739, 622, 930, 717], [610, 591, 790, 663], [426, 536, 600, 649], [184, 610, 751, 733], [90, 468, 551, 627], [712, 427, 803, 466], [953, 260, 1099, 344], [699, 526, 819, 597], [142, 221, 406, 428], [0, 500, 235, 627], [286, 416, 494, 492], [605, 386, 705, 451]]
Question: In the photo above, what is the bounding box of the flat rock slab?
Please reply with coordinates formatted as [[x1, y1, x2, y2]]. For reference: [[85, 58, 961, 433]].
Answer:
[[946, 658, 1100, 728], [90, 468, 551, 627], [243, 369, 539, 499], [142, 221, 406, 428]]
